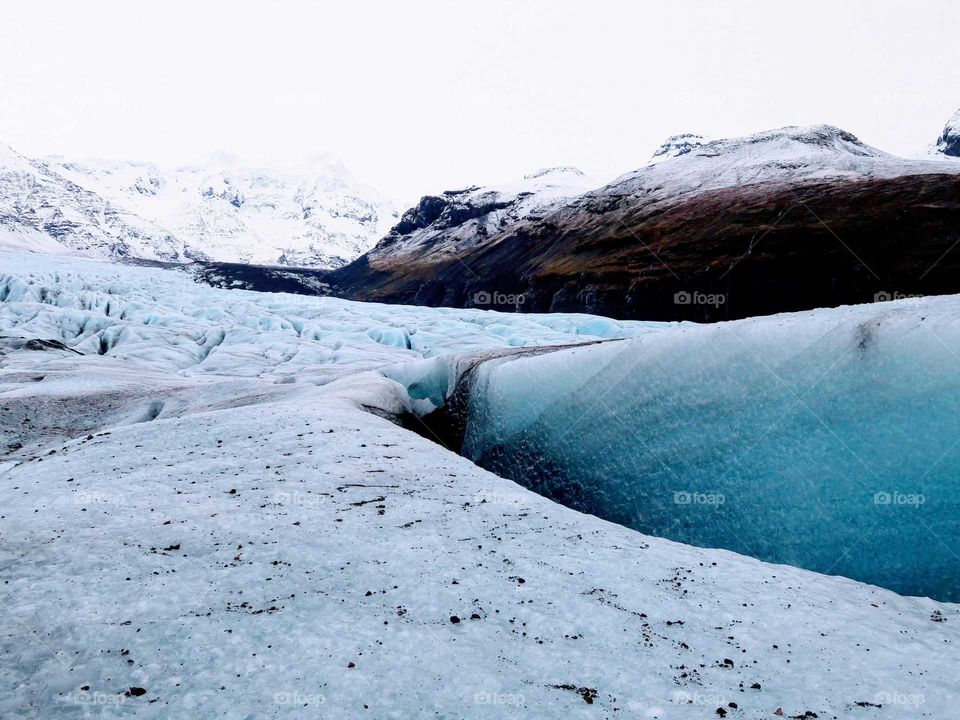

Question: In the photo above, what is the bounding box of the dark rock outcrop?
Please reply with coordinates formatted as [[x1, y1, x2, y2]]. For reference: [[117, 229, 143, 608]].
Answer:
[[936, 109, 960, 157]]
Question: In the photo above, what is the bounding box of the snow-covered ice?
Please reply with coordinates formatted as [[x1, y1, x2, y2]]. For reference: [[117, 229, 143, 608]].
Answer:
[[1, 252, 958, 718]]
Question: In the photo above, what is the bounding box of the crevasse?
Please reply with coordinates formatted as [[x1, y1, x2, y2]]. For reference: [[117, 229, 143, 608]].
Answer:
[[456, 299, 960, 601]]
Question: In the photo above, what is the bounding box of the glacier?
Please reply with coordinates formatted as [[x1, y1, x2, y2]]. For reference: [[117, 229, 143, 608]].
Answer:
[[457, 297, 960, 600], [1, 252, 958, 718]]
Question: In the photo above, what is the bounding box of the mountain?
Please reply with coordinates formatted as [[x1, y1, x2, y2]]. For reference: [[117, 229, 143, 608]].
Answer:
[[367, 166, 600, 270], [936, 108, 960, 157], [0, 142, 183, 260], [0, 144, 397, 268], [331, 124, 960, 320]]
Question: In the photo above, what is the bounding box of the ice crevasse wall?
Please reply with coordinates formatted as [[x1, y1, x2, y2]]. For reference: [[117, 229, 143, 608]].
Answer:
[[429, 298, 960, 601]]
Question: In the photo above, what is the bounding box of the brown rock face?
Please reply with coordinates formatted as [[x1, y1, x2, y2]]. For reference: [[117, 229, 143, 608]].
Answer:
[[332, 173, 960, 322]]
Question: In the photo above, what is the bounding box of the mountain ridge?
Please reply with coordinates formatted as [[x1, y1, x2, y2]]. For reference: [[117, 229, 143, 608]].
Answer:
[[0, 144, 397, 268], [329, 122, 960, 320]]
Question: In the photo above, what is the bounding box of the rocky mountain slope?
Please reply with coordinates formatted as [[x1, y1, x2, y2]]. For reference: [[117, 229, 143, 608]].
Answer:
[[936, 107, 960, 157], [0, 144, 396, 268], [368, 166, 599, 266], [0, 143, 182, 260], [331, 124, 960, 320]]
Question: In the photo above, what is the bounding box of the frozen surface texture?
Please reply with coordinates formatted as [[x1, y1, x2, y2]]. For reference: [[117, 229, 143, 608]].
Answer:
[[1, 253, 958, 718], [462, 298, 960, 600]]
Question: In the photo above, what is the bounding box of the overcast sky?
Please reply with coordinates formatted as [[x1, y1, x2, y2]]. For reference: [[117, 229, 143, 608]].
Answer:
[[2, 0, 958, 203]]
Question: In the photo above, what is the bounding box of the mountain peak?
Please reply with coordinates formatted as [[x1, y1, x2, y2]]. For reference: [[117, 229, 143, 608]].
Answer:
[[650, 133, 708, 163], [0, 141, 35, 171], [752, 124, 865, 148]]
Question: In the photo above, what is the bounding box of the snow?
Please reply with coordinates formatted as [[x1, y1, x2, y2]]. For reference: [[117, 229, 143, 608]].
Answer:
[[0, 253, 659, 387], [0, 144, 398, 268], [648, 133, 710, 164], [0, 149, 183, 263], [607, 124, 960, 204], [47, 153, 398, 268], [0, 229, 80, 257], [367, 167, 603, 262], [1, 252, 958, 717]]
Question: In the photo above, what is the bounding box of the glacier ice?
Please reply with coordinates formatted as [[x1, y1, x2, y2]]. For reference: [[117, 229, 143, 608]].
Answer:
[[460, 298, 960, 600], [2, 251, 959, 717]]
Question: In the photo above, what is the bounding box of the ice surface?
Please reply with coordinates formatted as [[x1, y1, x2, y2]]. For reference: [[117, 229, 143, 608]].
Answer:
[[0, 252, 662, 384], [0, 252, 668, 458], [461, 298, 960, 600], [2, 252, 958, 717]]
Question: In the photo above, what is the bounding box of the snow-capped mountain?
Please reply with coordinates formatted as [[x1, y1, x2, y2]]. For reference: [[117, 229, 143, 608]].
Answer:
[[608, 124, 957, 202], [936, 107, 960, 157], [332, 124, 960, 319], [370, 166, 600, 263], [0, 142, 183, 260], [0, 143, 397, 268]]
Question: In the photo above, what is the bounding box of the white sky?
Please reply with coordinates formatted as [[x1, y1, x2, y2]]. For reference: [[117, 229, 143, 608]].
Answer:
[[2, 0, 958, 203]]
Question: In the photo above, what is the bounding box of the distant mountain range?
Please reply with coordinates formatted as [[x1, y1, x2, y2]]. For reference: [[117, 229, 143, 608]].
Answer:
[[0, 146, 397, 268]]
